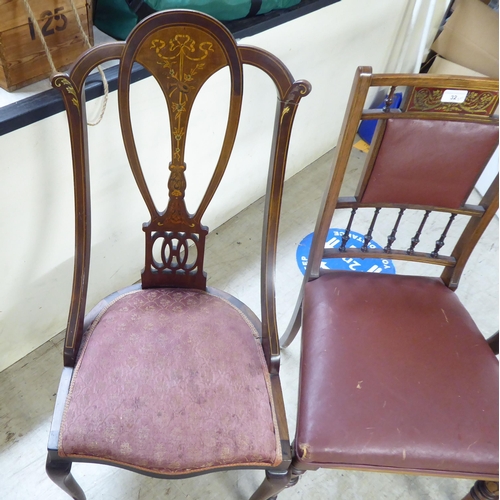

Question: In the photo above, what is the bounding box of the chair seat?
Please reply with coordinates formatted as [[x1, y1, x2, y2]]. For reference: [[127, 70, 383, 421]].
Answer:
[[295, 271, 499, 479], [58, 288, 282, 474]]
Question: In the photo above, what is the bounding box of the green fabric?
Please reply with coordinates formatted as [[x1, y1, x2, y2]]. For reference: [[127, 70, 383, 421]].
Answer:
[[148, 0, 250, 20], [94, 0, 139, 40], [94, 0, 301, 40]]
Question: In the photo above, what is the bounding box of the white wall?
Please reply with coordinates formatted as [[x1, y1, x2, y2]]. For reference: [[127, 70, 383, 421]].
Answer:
[[0, 0, 446, 371]]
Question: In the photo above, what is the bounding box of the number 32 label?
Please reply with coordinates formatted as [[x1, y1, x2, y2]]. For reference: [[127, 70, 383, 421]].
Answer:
[[441, 89, 468, 103]]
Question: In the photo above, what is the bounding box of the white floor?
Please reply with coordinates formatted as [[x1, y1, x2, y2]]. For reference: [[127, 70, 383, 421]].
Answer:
[[1, 147, 498, 499]]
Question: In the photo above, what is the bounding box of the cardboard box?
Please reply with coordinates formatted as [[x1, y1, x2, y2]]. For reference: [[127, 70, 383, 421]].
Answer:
[[431, 0, 498, 78], [429, 55, 487, 76], [0, 0, 93, 91]]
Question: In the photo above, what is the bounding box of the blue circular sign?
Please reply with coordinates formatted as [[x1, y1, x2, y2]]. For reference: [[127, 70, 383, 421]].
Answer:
[[296, 228, 396, 275]]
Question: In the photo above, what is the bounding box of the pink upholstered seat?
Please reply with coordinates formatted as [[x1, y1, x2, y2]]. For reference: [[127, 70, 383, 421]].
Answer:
[[295, 271, 499, 479], [59, 288, 281, 474]]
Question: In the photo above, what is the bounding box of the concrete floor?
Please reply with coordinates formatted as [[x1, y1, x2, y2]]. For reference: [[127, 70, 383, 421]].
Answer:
[[1, 147, 498, 499]]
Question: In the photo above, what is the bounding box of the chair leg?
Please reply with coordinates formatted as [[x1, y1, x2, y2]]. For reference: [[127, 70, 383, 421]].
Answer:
[[286, 463, 306, 490], [249, 469, 291, 500], [279, 299, 302, 348], [486, 331, 499, 355], [46, 452, 86, 500], [462, 481, 499, 500]]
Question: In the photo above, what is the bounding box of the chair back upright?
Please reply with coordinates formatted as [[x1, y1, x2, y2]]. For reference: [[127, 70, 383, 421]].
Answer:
[[53, 10, 310, 366], [307, 67, 499, 290]]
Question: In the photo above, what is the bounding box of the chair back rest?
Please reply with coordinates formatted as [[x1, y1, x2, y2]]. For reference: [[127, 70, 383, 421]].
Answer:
[[307, 67, 498, 289], [120, 13, 245, 289], [54, 10, 310, 365]]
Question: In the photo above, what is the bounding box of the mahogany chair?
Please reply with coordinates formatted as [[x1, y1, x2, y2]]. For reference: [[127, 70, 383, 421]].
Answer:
[[46, 10, 310, 500], [280, 67, 499, 499]]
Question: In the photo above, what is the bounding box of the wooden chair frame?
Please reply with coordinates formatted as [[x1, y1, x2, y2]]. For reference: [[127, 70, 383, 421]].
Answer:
[[46, 11, 310, 500], [280, 67, 499, 500], [282, 66, 499, 347]]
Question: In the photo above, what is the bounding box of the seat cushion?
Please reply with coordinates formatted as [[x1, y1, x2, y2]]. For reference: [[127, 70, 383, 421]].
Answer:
[[295, 271, 498, 479], [59, 288, 282, 474]]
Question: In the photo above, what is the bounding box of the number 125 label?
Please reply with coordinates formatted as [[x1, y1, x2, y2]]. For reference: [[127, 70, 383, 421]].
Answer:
[[28, 8, 68, 40]]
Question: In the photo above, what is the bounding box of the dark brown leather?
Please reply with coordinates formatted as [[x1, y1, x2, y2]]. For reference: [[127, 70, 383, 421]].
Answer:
[[295, 271, 499, 479], [361, 119, 499, 209]]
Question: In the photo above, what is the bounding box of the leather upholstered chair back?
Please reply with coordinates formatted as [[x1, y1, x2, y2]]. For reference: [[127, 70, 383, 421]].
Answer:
[[300, 67, 498, 291]]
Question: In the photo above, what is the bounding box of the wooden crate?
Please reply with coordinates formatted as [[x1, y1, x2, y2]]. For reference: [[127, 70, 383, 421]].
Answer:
[[0, 0, 93, 91]]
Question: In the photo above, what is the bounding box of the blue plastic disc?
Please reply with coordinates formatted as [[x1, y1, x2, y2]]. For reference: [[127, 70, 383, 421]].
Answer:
[[296, 228, 396, 275]]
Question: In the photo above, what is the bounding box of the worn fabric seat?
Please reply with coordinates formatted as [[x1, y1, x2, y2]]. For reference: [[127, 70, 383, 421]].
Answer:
[[59, 288, 281, 474], [295, 271, 499, 479]]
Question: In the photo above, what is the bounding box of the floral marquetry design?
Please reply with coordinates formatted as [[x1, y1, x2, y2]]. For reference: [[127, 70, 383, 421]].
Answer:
[[151, 35, 214, 73], [407, 87, 499, 116], [53, 76, 80, 112], [128, 25, 235, 289], [48, 13, 312, 498], [150, 35, 215, 163]]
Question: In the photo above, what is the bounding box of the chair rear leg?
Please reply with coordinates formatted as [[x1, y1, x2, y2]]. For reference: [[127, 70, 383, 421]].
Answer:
[[46, 451, 86, 500], [462, 481, 499, 500], [249, 469, 291, 500], [486, 331, 499, 355], [286, 463, 306, 489], [279, 300, 302, 348]]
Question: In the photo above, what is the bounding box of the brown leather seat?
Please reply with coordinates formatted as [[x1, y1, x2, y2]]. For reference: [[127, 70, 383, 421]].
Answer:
[[297, 272, 498, 478]]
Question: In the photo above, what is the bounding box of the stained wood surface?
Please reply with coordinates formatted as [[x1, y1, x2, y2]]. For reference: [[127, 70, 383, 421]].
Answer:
[[0, 0, 92, 90], [54, 10, 310, 367], [280, 67, 499, 348]]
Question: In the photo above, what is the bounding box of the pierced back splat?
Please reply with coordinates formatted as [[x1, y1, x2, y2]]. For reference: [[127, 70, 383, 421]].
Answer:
[[118, 11, 244, 289]]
